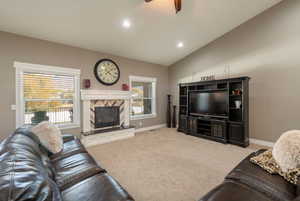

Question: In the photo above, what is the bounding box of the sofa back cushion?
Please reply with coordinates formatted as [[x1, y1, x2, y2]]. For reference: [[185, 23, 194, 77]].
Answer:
[[0, 128, 62, 201]]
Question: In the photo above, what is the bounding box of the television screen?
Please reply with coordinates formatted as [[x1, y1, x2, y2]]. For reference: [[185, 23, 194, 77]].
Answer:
[[189, 91, 228, 117]]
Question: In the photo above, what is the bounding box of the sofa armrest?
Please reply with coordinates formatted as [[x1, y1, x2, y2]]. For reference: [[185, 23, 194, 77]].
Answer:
[[62, 134, 75, 143], [293, 197, 300, 201]]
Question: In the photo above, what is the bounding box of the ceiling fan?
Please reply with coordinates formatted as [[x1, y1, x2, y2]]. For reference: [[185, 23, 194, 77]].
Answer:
[[145, 0, 182, 14]]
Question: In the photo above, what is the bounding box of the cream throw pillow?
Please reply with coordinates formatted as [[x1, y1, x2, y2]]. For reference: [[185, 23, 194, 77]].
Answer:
[[31, 121, 63, 154], [272, 130, 300, 172]]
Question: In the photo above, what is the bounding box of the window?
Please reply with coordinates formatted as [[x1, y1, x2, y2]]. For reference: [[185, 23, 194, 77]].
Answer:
[[129, 76, 157, 120], [15, 62, 80, 129]]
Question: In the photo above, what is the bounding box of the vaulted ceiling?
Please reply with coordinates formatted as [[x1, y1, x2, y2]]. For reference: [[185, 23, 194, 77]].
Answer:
[[0, 0, 282, 66]]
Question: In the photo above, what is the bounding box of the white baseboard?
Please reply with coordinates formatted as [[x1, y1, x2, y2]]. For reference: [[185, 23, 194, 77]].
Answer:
[[135, 124, 166, 133], [250, 138, 275, 147]]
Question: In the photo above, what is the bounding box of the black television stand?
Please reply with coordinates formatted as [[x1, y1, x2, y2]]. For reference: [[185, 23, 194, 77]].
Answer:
[[187, 115, 228, 144], [178, 77, 250, 147]]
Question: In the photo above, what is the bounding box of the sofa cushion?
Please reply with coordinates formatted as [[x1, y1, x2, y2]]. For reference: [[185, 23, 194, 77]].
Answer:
[[0, 131, 62, 201], [226, 150, 296, 201], [250, 149, 300, 185], [199, 181, 275, 201], [62, 173, 134, 201], [53, 152, 105, 190], [31, 122, 63, 154], [50, 138, 86, 162]]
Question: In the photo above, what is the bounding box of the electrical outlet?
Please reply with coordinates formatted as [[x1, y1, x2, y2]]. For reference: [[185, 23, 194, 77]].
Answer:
[[11, 105, 16, 110]]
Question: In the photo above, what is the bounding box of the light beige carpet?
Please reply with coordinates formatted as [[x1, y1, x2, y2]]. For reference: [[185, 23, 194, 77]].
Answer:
[[87, 128, 257, 201]]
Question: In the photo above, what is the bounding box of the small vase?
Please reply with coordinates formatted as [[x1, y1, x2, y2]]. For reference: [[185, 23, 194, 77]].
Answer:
[[167, 95, 172, 128], [172, 105, 177, 128], [235, 101, 242, 109]]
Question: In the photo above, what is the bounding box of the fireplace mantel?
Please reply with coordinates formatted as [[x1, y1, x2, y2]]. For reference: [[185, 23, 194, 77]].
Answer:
[[81, 90, 131, 100]]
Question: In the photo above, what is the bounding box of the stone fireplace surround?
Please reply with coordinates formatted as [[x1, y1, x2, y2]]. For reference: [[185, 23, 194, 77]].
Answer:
[[81, 90, 135, 147]]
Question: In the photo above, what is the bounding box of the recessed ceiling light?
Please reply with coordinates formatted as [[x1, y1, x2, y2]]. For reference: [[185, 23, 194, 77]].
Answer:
[[122, 19, 131, 29], [177, 42, 184, 48]]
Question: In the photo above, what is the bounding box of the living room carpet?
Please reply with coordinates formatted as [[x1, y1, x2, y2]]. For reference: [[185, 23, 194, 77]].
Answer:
[[87, 128, 257, 201]]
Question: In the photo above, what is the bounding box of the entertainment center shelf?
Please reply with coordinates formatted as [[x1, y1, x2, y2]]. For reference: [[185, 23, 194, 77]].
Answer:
[[178, 77, 250, 147]]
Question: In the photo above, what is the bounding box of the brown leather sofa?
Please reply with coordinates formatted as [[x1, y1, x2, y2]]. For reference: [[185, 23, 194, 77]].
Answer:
[[199, 149, 299, 201], [0, 127, 134, 201]]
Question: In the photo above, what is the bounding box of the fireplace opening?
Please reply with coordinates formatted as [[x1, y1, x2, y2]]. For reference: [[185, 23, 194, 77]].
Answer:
[[94, 106, 120, 129]]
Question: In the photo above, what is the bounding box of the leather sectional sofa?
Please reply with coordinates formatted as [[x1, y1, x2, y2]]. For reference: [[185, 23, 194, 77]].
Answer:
[[199, 149, 299, 201], [1, 127, 299, 201], [0, 127, 134, 201]]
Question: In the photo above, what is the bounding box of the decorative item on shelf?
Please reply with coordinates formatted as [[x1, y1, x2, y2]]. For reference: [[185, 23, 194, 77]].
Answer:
[[172, 105, 177, 128], [122, 83, 129, 91], [167, 95, 172, 128], [232, 89, 242, 95], [83, 79, 91, 89], [234, 100, 242, 109], [201, 75, 215, 81]]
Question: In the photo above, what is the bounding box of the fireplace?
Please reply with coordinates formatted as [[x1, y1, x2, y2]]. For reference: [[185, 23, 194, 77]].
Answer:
[[81, 90, 135, 146], [94, 106, 120, 129]]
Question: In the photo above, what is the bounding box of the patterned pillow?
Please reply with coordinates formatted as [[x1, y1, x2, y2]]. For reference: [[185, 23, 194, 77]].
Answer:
[[31, 121, 63, 154], [250, 150, 300, 185]]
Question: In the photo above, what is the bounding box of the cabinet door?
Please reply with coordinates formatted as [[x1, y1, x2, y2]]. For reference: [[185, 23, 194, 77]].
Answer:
[[228, 123, 244, 143], [189, 118, 198, 134], [211, 124, 224, 138], [178, 115, 188, 131], [211, 121, 227, 141]]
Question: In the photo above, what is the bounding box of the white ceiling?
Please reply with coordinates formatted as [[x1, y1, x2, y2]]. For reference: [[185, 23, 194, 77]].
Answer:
[[0, 0, 282, 66]]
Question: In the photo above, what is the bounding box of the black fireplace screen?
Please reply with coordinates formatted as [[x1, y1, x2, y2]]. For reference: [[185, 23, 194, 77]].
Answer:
[[94, 106, 120, 128]]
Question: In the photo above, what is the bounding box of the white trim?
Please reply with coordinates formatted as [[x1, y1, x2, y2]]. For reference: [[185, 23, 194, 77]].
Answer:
[[129, 75, 157, 83], [129, 75, 157, 120], [14, 62, 80, 76], [135, 124, 166, 133], [81, 90, 131, 100], [14, 61, 81, 129], [56, 123, 81, 130], [131, 113, 157, 120], [15, 66, 24, 128], [250, 138, 275, 147]]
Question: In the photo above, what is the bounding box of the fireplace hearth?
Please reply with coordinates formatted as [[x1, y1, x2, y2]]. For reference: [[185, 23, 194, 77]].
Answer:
[[94, 106, 120, 129]]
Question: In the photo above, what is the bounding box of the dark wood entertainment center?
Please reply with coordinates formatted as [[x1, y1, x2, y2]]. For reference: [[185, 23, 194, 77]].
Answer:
[[178, 77, 250, 147]]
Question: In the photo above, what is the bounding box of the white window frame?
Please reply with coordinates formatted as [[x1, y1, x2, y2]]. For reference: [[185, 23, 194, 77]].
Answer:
[[14, 62, 81, 129], [129, 75, 157, 120]]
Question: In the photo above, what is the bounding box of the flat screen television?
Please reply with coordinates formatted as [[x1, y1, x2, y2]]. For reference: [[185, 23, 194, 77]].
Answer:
[[189, 91, 228, 117]]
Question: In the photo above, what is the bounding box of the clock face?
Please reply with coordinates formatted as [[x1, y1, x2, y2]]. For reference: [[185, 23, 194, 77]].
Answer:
[[94, 59, 120, 85]]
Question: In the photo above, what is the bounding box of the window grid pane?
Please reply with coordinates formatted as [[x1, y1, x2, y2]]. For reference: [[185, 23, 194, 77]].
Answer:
[[132, 82, 152, 99], [23, 72, 75, 125], [131, 98, 153, 116]]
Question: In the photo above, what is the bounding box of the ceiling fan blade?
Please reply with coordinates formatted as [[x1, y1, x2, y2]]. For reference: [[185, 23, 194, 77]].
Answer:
[[174, 0, 182, 13], [145, 0, 153, 2]]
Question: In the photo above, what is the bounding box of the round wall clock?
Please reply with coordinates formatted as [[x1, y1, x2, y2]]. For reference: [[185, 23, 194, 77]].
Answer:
[[94, 59, 120, 86]]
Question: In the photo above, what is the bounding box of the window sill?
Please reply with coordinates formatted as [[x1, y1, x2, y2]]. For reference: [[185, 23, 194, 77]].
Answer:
[[57, 123, 80, 130], [130, 114, 157, 121]]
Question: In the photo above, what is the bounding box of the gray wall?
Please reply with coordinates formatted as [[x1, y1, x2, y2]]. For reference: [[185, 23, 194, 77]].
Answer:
[[169, 0, 300, 142], [0, 31, 168, 139]]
